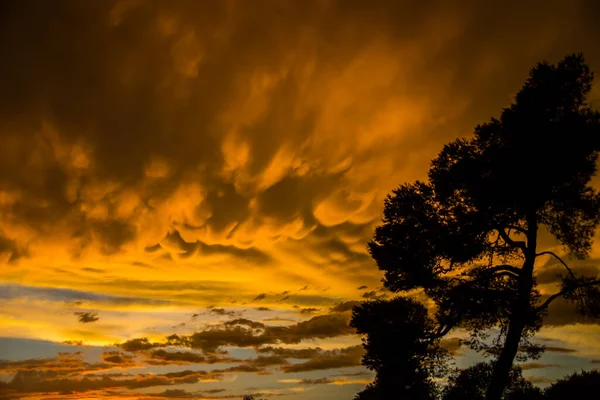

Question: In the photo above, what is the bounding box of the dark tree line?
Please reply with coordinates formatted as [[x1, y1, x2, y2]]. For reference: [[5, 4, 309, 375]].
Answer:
[[352, 53, 600, 399]]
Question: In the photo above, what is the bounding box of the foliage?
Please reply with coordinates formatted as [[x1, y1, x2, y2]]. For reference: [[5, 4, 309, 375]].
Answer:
[[543, 370, 600, 400], [360, 53, 600, 399], [443, 362, 543, 400], [351, 297, 449, 399]]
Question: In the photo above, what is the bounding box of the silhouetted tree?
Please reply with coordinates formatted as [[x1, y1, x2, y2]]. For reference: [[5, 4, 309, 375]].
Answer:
[[543, 370, 600, 399], [367, 53, 600, 400], [443, 362, 543, 400], [351, 297, 449, 399]]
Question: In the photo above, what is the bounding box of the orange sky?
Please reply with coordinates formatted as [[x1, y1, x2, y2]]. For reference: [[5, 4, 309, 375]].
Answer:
[[1, 0, 600, 399]]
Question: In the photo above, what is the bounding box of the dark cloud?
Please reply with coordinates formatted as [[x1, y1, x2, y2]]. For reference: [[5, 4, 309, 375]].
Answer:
[[330, 301, 361, 313], [0, 368, 225, 396], [0, 0, 597, 273], [299, 307, 320, 314], [519, 362, 559, 370], [256, 346, 323, 359], [124, 313, 354, 354], [81, 267, 104, 273], [361, 291, 386, 300], [253, 293, 267, 302], [527, 376, 556, 384], [440, 337, 463, 356], [224, 318, 266, 329], [102, 351, 135, 365], [0, 283, 170, 306], [62, 340, 84, 346], [210, 308, 240, 317], [298, 377, 332, 385], [144, 388, 227, 398], [74, 311, 99, 323], [0, 352, 110, 375], [281, 345, 364, 373], [256, 307, 271, 311], [149, 230, 273, 264], [542, 297, 599, 326], [119, 338, 163, 352], [0, 234, 28, 263], [544, 346, 577, 353], [2, 1, 600, 396], [357, 285, 368, 290], [536, 263, 600, 285], [145, 349, 207, 365]]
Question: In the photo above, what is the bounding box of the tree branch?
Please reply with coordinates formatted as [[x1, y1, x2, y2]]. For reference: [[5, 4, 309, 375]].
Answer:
[[489, 264, 521, 276], [497, 228, 527, 251], [535, 251, 576, 279], [536, 279, 600, 312], [505, 224, 528, 235], [494, 271, 520, 280]]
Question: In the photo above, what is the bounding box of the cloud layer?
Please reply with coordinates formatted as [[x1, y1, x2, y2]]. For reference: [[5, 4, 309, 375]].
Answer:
[[1, 0, 600, 398]]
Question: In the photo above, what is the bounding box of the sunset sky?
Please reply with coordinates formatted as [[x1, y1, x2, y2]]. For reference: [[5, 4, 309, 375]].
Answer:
[[1, 1, 600, 399]]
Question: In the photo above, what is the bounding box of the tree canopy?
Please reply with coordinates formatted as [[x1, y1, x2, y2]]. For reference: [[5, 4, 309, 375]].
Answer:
[[351, 297, 449, 399], [442, 362, 543, 400], [358, 53, 600, 399]]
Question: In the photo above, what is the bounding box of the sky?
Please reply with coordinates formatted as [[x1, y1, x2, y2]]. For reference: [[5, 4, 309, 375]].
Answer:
[[1, 0, 600, 399]]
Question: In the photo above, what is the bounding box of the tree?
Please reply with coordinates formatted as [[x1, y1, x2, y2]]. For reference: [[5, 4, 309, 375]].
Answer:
[[351, 297, 449, 399], [367, 53, 600, 400], [543, 370, 600, 400], [442, 362, 543, 400]]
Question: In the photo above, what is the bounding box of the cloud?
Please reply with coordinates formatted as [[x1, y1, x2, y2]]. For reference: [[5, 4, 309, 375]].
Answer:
[[74, 311, 99, 323], [544, 346, 577, 353], [0, 368, 225, 397], [102, 351, 135, 365], [253, 293, 267, 302], [357, 286, 368, 290], [0, 283, 171, 307], [440, 337, 463, 356], [519, 362, 559, 370], [299, 307, 320, 314], [119, 313, 354, 355], [180, 314, 354, 353], [1, 0, 600, 397], [0, 352, 115, 376], [145, 349, 207, 365], [281, 345, 364, 373], [298, 377, 332, 385], [330, 301, 362, 313], [144, 388, 227, 398], [210, 308, 240, 317], [536, 262, 600, 285], [542, 297, 598, 326], [256, 346, 323, 359], [361, 291, 386, 300], [119, 338, 163, 352]]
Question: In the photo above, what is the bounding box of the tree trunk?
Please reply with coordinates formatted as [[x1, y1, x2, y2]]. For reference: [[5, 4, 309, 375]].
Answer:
[[486, 219, 537, 400], [485, 316, 526, 400]]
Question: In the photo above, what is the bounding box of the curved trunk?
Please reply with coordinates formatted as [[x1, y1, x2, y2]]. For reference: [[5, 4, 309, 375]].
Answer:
[[485, 317, 526, 400], [486, 220, 537, 400]]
